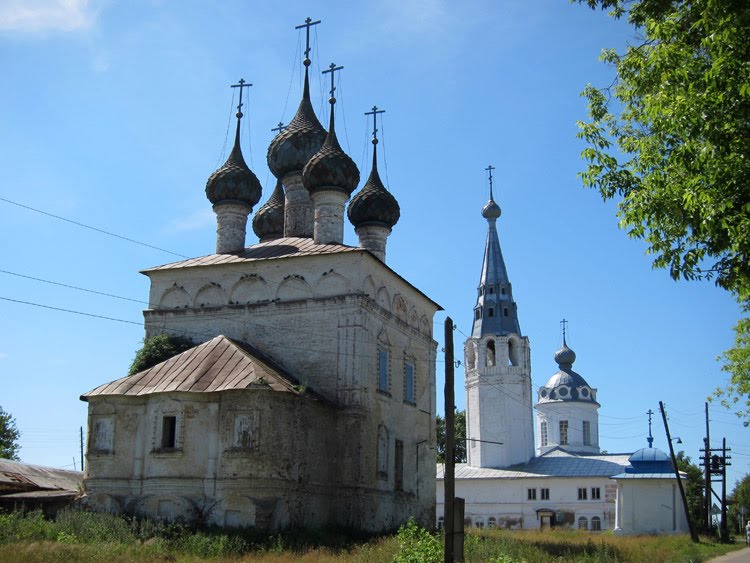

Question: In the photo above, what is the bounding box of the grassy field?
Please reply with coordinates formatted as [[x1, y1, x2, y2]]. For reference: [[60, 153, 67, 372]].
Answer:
[[0, 510, 744, 562]]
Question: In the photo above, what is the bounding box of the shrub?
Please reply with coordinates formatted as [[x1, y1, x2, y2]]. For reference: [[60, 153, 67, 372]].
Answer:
[[393, 519, 442, 563]]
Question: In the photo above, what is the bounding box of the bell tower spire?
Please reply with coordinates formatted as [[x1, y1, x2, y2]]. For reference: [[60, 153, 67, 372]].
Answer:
[[464, 167, 534, 469], [471, 165, 521, 338]]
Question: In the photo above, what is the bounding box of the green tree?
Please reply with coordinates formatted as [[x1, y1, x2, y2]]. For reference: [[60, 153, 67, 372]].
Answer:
[[576, 0, 750, 421], [436, 409, 467, 464], [676, 451, 706, 533], [729, 473, 750, 534], [128, 334, 194, 375], [0, 405, 21, 460]]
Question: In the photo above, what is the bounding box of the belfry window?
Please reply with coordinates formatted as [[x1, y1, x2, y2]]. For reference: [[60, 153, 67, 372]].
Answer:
[[486, 340, 496, 367], [489, 287, 494, 294], [475, 309, 481, 320]]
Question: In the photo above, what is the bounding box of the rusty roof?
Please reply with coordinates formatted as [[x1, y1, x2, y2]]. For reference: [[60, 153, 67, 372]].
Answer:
[[81, 335, 327, 401], [0, 459, 82, 493], [141, 237, 362, 272]]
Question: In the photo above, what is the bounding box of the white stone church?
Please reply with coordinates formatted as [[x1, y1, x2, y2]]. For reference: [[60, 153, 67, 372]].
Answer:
[[436, 182, 689, 535], [80, 26, 439, 532]]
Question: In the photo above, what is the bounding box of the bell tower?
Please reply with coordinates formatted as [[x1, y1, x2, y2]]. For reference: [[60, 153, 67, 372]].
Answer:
[[464, 166, 534, 468]]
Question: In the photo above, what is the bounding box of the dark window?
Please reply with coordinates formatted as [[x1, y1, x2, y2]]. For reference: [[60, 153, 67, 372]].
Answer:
[[541, 488, 550, 500], [475, 309, 481, 320], [503, 307, 509, 316], [378, 349, 389, 392], [161, 416, 176, 448], [578, 517, 588, 530], [488, 307, 494, 317], [591, 516, 602, 531], [591, 487, 601, 500], [486, 340, 496, 367], [501, 287, 506, 295], [489, 287, 494, 294], [560, 420, 569, 445], [394, 439, 404, 491], [404, 363, 415, 404], [578, 487, 587, 500], [527, 488, 537, 500]]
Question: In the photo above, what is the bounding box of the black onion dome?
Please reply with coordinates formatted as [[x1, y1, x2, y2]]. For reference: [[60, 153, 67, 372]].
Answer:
[[206, 131, 262, 206], [554, 342, 577, 368], [348, 152, 400, 228], [482, 197, 501, 220], [252, 178, 285, 239], [267, 73, 327, 179], [302, 127, 360, 195]]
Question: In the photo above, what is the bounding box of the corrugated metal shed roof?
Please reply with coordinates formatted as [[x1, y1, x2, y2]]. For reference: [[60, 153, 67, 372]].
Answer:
[[437, 450, 632, 480], [0, 459, 82, 493], [141, 237, 361, 272], [612, 472, 685, 480], [81, 335, 327, 402]]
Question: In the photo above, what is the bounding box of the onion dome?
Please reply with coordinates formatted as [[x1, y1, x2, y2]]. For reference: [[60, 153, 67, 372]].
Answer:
[[482, 197, 501, 220], [348, 141, 400, 228], [252, 178, 285, 240], [267, 68, 327, 180], [206, 107, 262, 207], [302, 81, 359, 195], [537, 338, 598, 405]]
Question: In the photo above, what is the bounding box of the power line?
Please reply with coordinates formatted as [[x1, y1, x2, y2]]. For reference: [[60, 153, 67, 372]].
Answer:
[[0, 196, 188, 259], [0, 296, 142, 326], [0, 269, 147, 304]]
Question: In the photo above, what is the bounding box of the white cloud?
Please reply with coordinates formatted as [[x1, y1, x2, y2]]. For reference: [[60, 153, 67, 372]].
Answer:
[[0, 0, 98, 33]]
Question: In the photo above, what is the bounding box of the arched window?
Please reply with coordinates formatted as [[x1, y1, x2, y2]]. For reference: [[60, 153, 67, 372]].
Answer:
[[486, 340, 496, 367], [508, 339, 519, 366], [475, 516, 485, 529], [488, 517, 497, 529], [503, 307, 509, 316], [488, 307, 494, 317], [591, 516, 601, 531], [578, 517, 588, 530]]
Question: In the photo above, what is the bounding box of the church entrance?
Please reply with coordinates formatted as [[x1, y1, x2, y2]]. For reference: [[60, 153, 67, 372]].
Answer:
[[537, 509, 555, 530]]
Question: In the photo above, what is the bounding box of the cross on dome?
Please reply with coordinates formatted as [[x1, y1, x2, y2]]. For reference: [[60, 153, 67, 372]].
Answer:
[[295, 17, 321, 66], [230, 78, 252, 120]]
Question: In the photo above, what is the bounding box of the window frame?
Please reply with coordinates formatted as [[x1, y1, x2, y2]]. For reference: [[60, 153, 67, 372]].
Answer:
[[577, 487, 587, 500], [527, 488, 537, 501], [404, 361, 416, 405], [378, 348, 390, 395], [541, 488, 550, 500], [559, 420, 569, 445]]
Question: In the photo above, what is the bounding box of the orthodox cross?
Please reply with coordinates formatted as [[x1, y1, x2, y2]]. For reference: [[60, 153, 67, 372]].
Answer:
[[485, 164, 495, 199], [364, 105, 385, 143], [295, 17, 321, 64], [560, 318, 568, 342], [230, 78, 252, 118], [647, 409, 654, 448], [271, 122, 287, 134], [322, 62, 344, 104]]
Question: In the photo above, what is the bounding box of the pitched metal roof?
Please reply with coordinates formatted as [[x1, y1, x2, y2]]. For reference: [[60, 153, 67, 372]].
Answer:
[[0, 459, 82, 493], [437, 449, 631, 480], [141, 237, 362, 272], [81, 335, 327, 402]]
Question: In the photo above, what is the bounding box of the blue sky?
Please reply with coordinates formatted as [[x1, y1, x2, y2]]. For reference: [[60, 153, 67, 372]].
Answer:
[[0, 0, 746, 488]]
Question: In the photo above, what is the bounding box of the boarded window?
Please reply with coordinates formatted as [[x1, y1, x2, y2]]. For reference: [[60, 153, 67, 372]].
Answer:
[[378, 349, 389, 393], [583, 420, 591, 446], [394, 439, 404, 491], [93, 417, 114, 453], [161, 416, 177, 448], [404, 363, 415, 404]]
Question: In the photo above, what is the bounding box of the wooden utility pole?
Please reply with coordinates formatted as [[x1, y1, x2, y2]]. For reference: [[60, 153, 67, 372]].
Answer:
[[444, 317, 455, 563], [704, 402, 711, 532], [659, 401, 699, 543], [721, 438, 728, 542]]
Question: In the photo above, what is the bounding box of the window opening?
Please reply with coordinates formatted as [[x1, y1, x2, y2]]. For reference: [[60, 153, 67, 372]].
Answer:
[[404, 363, 415, 404], [161, 416, 176, 449], [591, 487, 601, 500], [488, 307, 494, 317], [591, 516, 602, 531], [527, 488, 537, 500], [486, 340, 496, 367], [540, 421, 548, 446], [503, 307, 509, 316], [378, 349, 389, 392], [583, 420, 591, 446], [577, 487, 587, 500], [559, 420, 569, 445], [578, 517, 588, 530], [541, 488, 550, 500], [394, 439, 404, 491]]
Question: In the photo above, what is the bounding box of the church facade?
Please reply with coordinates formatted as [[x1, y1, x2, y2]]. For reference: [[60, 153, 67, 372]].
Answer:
[[81, 24, 439, 532], [437, 178, 688, 535]]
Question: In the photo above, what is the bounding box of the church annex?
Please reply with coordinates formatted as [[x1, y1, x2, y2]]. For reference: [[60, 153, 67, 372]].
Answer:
[[81, 20, 440, 531]]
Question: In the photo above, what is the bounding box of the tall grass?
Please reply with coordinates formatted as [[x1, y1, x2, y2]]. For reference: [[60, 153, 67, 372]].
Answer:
[[0, 509, 744, 562]]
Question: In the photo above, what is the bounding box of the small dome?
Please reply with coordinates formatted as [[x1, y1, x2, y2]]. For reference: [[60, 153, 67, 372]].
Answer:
[[266, 74, 327, 180], [252, 178, 285, 240], [206, 136, 262, 207], [348, 152, 400, 228], [482, 198, 501, 220], [303, 127, 359, 195], [629, 448, 670, 464], [554, 343, 577, 367], [627, 448, 674, 473]]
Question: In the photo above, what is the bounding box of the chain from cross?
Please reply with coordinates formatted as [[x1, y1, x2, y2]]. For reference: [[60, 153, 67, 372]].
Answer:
[[295, 17, 321, 64], [271, 122, 286, 134], [322, 62, 344, 103], [364, 105, 385, 143], [230, 78, 253, 118], [485, 164, 495, 198]]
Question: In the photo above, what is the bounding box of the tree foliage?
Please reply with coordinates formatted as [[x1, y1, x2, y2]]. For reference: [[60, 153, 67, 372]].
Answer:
[[436, 409, 467, 464], [0, 405, 21, 461], [729, 473, 750, 532], [676, 451, 706, 532], [577, 0, 750, 421], [128, 334, 194, 376]]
